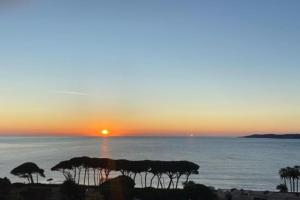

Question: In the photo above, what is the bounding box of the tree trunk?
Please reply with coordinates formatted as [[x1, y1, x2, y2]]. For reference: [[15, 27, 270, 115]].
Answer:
[[74, 167, 77, 181], [84, 169, 87, 185], [175, 175, 182, 188], [144, 172, 148, 187], [185, 174, 191, 184], [157, 175, 161, 188], [99, 170, 103, 184], [150, 175, 156, 187], [29, 174, 34, 184], [97, 170, 101, 185], [160, 176, 164, 188], [140, 174, 143, 188], [133, 173, 137, 182], [93, 169, 96, 185], [62, 169, 67, 179], [293, 179, 295, 192], [88, 169, 90, 186], [78, 168, 81, 184], [284, 178, 287, 187], [167, 177, 173, 189], [104, 169, 110, 181]]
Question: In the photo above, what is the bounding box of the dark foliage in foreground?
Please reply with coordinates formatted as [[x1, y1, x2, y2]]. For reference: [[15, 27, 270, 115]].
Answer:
[[60, 175, 85, 200], [276, 184, 288, 193], [183, 181, 218, 200], [133, 188, 185, 200], [0, 182, 217, 200], [0, 177, 11, 192], [99, 175, 135, 200], [98, 179, 217, 200], [20, 186, 52, 200], [133, 182, 217, 200], [0, 177, 11, 200]]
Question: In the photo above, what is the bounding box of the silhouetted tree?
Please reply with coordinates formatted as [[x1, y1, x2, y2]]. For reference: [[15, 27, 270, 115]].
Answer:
[[182, 161, 200, 184], [279, 168, 288, 188], [52, 157, 200, 188], [11, 162, 45, 184], [51, 160, 73, 180], [279, 166, 300, 192], [149, 161, 165, 188], [295, 166, 300, 193], [99, 158, 116, 182]]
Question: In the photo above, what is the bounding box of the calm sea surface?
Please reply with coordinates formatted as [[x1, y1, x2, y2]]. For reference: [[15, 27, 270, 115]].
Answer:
[[0, 136, 299, 191]]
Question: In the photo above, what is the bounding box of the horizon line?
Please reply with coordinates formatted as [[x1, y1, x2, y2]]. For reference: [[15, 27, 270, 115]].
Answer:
[[0, 132, 299, 138]]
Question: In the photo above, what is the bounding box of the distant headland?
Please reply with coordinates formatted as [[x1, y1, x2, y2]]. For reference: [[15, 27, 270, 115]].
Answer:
[[243, 134, 300, 139]]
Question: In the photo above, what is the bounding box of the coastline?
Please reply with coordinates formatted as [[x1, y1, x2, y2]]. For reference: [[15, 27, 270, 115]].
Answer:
[[242, 134, 300, 139]]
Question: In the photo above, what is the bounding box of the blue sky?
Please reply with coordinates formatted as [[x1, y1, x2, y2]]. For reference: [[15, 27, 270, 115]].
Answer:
[[0, 0, 300, 135]]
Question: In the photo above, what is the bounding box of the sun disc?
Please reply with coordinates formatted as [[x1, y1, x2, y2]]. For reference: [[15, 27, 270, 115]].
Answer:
[[101, 129, 109, 135]]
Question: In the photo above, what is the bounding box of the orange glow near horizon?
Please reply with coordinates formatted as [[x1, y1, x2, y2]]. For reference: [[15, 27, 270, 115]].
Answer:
[[0, 111, 300, 137], [1, 119, 300, 137]]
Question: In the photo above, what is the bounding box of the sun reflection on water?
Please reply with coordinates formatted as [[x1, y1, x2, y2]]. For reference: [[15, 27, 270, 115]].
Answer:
[[100, 137, 110, 158]]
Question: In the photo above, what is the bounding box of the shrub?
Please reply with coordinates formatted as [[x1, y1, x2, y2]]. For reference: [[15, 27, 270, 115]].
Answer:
[[60, 175, 85, 200], [183, 181, 217, 200], [99, 175, 135, 200], [0, 177, 11, 192], [276, 184, 288, 193], [86, 192, 103, 200], [225, 192, 232, 200], [0, 177, 11, 200], [20, 187, 51, 200], [253, 198, 267, 200], [133, 188, 185, 200]]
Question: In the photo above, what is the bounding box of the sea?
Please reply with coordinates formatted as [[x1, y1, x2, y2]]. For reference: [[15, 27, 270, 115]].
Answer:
[[0, 136, 299, 191]]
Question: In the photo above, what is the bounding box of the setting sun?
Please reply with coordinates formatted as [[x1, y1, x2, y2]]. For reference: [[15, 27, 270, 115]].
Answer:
[[101, 129, 109, 135]]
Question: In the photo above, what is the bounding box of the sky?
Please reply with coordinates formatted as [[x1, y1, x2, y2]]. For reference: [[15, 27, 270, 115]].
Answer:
[[0, 0, 300, 136]]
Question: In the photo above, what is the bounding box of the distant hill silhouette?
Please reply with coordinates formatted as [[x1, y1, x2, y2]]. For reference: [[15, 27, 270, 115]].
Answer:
[[243, 134, 300, 139]]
